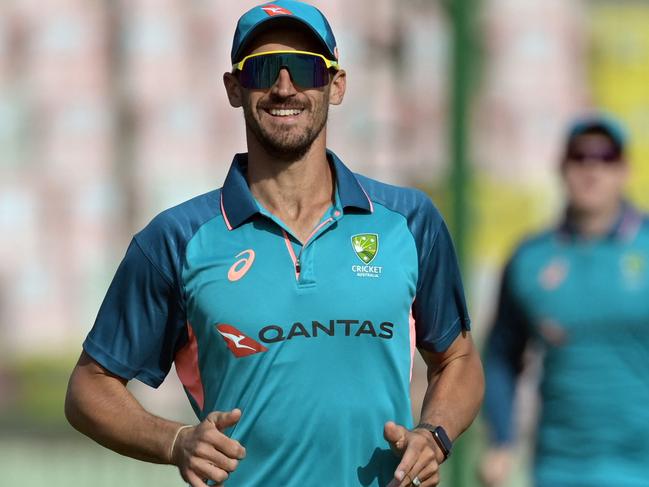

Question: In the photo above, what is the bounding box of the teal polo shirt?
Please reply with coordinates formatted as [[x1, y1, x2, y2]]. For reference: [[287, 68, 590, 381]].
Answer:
[[484, 203, 649, 487], [84, 150, 470, 486]]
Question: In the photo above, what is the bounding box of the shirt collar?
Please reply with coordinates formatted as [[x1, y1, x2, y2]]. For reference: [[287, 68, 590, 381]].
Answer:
[[220, 150, 373, 230], [557, 200, 642, 243], [328, 149, 374, 213]]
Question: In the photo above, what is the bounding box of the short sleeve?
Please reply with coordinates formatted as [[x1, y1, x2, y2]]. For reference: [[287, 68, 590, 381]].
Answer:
[[83, 238, 187, 388], [483, 258, 532, 445], [486, 259, 531, 372], [412, 215, 471, 353]]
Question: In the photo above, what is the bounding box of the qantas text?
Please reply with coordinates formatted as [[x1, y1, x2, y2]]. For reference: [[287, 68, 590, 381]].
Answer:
[[259, 319, 394, 343]]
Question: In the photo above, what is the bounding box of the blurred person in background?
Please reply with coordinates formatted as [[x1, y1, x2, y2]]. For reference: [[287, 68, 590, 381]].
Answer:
[[64, 1, 484, 486], [480, 114, 649, 487]]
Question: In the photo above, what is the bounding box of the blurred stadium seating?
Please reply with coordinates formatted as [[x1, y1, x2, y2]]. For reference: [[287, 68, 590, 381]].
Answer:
[[1, 1, 648, 485]]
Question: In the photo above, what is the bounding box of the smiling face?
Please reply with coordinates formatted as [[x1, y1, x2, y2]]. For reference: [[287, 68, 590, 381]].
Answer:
[[224, 26, 346, 161], [561, 132, 628, 215]]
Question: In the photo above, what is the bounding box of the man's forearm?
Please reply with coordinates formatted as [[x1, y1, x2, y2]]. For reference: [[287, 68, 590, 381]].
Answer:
[[65, 351, 185, 465], [419, 335, 485, 440]]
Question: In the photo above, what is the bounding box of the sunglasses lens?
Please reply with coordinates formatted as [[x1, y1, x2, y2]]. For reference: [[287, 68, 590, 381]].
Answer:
[[568, 150, 621, 164], [289, 54, 330, 88], [239, 54, 278, 89], [238, 53, 331, 89], [601, 151, 621, 162]]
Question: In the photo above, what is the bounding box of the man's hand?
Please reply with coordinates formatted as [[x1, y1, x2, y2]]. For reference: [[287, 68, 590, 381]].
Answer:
[[384, 421, 444, 487], [171, 409, 246, 487]]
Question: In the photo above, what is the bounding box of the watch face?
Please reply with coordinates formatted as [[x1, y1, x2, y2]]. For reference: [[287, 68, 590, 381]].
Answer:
[[433, 426, 452, 456], [414, 423, 452, 458]]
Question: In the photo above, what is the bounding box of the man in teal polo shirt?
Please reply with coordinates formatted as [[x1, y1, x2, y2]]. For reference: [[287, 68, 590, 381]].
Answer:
[[480, 115, 649, 487], [65, 2, 484, 486]]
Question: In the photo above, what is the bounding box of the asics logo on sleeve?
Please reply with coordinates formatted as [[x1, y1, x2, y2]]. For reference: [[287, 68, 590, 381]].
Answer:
[[216, 324, 268, 357], [228, 249, 255, 282]]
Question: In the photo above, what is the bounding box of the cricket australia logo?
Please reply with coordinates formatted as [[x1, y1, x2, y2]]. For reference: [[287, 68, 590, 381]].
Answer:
[[351, 233, 383, 278], [352, 234, 378, 263]]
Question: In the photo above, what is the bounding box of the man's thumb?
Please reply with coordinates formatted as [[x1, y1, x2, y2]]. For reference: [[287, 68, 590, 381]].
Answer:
[[383, 421, 407, 450], [207, 408, 242, 431]]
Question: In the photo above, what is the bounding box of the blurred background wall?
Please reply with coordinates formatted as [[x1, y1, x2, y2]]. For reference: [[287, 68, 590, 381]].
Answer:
[[1, 0, 648, 485]]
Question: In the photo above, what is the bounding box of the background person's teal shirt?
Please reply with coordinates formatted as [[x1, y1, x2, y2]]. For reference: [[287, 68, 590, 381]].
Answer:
[[84, 150, 470, 487], [484, 203, 649, 487]]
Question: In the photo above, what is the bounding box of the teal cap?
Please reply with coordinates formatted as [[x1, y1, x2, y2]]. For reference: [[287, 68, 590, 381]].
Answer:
[[231, 1, 338, 64], [567, 113, 628, 150]]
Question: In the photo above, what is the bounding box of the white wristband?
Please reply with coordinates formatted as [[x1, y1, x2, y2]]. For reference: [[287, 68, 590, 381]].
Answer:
[[169, 425, 193, 463]]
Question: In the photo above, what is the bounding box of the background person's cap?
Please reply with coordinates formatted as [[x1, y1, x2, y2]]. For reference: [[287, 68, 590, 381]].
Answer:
[[566, 113, 628, 151], [231, 1, 338, 64]]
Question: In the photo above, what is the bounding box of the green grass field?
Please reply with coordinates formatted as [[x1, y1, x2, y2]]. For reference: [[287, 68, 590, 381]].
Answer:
[[0, 435, 530, 487], [0, 437, 180, 487]]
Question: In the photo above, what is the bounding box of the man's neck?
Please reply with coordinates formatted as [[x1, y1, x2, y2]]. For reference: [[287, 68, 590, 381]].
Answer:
[[568, 200, 623, 239], [246, 137, 335, 243]]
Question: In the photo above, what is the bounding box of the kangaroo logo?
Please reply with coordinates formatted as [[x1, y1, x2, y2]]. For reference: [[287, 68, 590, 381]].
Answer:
[[216, 324, 268, 358]]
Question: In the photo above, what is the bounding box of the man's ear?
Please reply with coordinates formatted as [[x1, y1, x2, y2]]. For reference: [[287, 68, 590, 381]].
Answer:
[[328, 69, 346, 106], [223, 72, 243, 108]]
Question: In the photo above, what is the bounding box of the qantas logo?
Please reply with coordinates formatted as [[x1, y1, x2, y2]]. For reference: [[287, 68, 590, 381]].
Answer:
[[261, 5, 293, 16], [216, 320, 394, 358], [216, 324, 268, 357]]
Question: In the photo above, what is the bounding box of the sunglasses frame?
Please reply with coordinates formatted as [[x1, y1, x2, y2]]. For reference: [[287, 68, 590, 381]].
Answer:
[[232, 49, 340, 73]]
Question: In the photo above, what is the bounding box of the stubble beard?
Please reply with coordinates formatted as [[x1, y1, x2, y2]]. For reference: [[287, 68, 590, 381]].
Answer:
[[242, 93, 329, 161]]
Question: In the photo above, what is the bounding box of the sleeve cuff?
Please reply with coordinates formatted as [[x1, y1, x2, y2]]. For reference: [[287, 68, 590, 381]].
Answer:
[[83, 338, 164, 388], [418, 316, 471, 353]]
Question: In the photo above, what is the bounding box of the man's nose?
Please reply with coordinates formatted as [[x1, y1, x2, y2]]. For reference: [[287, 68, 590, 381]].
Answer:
[[271, 68, 297, 97]]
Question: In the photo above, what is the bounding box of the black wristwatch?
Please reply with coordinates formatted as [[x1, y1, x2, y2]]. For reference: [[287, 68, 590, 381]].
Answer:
[[414, 423, 452, 460]]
